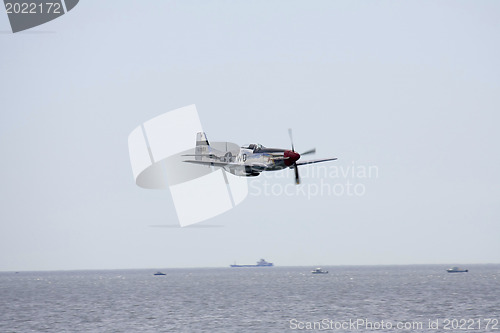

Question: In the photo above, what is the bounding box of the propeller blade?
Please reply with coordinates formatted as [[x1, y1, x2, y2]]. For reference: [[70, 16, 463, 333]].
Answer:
[[288, 128, 295, 152], [301, 148, 316, 156], [294, 162, 300, 184]]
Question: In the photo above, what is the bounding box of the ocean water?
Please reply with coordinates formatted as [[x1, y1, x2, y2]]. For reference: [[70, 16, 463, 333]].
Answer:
[[0, 265, 499, 332]]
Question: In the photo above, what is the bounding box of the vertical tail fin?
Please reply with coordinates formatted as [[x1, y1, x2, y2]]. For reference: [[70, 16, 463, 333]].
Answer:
[[195, 132, 210, 160], [196, 132, 209, 146]]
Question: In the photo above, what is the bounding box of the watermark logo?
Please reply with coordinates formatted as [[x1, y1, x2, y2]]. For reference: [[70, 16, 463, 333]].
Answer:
[[3, 0, 79, 33], [250, 162, 379, 199], [128, 105, 248, 227]]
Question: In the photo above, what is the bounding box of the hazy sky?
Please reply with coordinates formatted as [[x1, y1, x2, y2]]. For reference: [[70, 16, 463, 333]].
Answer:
[[1, 1, 499, 271]]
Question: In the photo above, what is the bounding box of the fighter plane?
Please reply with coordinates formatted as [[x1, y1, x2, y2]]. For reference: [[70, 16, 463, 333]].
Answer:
[[183, 130, 337, 184]]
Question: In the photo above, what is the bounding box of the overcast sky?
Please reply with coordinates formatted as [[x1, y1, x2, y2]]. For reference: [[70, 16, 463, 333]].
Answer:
[[1, 1, 499, 271]]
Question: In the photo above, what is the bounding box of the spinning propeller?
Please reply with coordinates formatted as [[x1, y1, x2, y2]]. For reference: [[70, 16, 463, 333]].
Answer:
[[287, 129, 316, 185]]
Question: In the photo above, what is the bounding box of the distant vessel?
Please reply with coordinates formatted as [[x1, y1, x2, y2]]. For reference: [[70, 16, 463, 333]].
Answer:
[[153, 271, 166, 276], [446, 267, 468, 273], [311, 268, 328, 274], [230, 259, 273, 267]]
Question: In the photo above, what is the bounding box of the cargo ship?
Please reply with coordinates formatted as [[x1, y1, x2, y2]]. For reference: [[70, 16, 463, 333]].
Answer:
[[446, 267, 468, 273], [230, 259, 273, 267]]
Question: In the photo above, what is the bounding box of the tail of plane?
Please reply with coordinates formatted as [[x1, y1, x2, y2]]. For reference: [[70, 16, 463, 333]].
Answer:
[[195, 132, 210, 160], [192, 132, 226, 161], [196, 132, 210, 146]]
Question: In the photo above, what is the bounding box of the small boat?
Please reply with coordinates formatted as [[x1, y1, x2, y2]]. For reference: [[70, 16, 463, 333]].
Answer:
[[153, 271, 166, 276], [230, 259, 273, 267], [446, 267, 468, 273], [311, 267, 328, 274]]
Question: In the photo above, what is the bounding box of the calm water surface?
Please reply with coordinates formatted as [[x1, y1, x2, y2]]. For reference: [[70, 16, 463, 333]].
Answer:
[[1, 265, 499, 332]]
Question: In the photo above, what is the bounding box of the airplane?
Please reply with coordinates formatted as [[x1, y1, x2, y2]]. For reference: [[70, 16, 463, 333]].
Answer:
[[183, 129, 337, 184]]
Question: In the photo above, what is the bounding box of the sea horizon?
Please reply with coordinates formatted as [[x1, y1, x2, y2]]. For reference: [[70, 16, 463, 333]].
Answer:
[[2, 262, 499, 273]]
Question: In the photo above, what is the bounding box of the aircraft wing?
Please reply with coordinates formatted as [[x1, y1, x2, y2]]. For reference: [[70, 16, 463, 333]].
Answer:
[[184, 160, 268, 171], [295, 157, 337, 166], [183, 160, 233, 167]]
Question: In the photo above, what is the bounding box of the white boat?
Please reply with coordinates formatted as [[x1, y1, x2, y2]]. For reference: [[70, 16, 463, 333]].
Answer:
[[311, 267, 328, 274]]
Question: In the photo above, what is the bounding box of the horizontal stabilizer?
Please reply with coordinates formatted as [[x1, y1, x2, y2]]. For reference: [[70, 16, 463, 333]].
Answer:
[[182, 154, 219, 158]]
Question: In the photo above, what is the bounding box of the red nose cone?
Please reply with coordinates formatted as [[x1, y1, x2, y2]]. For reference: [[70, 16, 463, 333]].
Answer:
[[284, 150, 300, 166]]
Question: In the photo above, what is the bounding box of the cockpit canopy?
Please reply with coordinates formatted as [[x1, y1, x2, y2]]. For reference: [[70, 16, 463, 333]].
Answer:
[[241, 143, 264, 151]]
